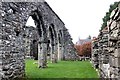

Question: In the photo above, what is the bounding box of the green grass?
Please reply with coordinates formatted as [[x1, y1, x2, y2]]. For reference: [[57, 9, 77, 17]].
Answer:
[[25, 59, 98, 78]]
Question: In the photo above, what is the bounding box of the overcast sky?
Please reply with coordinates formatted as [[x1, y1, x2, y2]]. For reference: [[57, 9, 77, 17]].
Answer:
[[26, 0, 119, 43]]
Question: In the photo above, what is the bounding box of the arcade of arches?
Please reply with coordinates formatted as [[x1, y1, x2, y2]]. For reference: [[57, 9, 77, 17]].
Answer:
[[0, 1, 77, 79]]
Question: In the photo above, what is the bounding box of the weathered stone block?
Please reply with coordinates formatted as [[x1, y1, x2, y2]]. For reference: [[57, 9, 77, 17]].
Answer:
[[111, 29, 119, 37], [114, 9, 120, 20], [110, 8, 118, 20], [110, 21, 117, 30], [109, 47, 114, 53], [114, 57, 120, 68], [109, 36, 118, 42], [109, 56, 115, 67], [114, 49, 120, 57]]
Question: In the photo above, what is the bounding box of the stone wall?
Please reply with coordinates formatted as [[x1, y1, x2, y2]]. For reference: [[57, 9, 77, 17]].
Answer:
[[92, 3, 120, 79], [98, 29, 110, 78], [0, 2, 3, 80], [0, 0, 77, 79], [62, 28, 77, 60], [91, 39, 99, 69], [1, 2, 26, 79], [24, 26, 39, 60], [108, 4, 120, 79]]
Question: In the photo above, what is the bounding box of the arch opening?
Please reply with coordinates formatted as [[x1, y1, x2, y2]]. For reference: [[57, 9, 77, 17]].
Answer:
[[57, 30, 63, 60], [47, 26, 56, 63]]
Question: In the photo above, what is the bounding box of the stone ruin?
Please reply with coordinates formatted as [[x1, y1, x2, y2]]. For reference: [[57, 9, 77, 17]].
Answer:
[[91, 38, 99, 69], [92, 3, 120, 79], [0, 0, 77, 79], [23, 26, 39, 60]]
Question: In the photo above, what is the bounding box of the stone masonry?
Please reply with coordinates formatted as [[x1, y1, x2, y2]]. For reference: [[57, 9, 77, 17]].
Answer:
[[0, 0, 77, 79], [98, 28, 110, 78], [108, 4, 120, 79], [91, 39, 99, 69], [92, 3, 120, 79]]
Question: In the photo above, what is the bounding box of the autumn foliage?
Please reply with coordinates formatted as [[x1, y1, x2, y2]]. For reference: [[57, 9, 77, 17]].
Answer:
[[75, 42, 91, 56]]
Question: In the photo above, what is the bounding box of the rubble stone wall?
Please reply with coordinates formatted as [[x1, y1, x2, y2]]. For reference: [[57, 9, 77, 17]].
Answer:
[[92, 3, 120, 79], [91, 40, 99, 69], [108, 4, 120, 79]]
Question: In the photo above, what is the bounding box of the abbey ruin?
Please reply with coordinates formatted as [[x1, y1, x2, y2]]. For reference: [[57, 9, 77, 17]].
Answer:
[[0, 0, 120, 79], [0, 0, 77, 79]]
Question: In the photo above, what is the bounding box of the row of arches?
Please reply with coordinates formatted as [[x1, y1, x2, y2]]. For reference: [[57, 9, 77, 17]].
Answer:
[[24, 8, 65, 68], [25, 15, 63, 67], [0, 2, 76, 79]]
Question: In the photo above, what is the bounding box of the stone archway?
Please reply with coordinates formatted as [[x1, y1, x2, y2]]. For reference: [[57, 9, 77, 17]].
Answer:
[[58, 30, 63, 60], [0, 2, 48, 78], [30, 9, 48, 68], [47, 24, 58, 63], [32, 40, 38, 60]]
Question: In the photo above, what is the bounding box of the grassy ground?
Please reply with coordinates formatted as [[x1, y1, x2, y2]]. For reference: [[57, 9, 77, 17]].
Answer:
[[25, 59, 98, 78]]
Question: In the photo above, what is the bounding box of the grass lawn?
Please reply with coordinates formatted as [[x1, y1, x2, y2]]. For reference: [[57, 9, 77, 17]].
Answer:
[[25, 59, 98, 78]]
